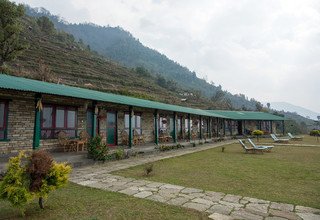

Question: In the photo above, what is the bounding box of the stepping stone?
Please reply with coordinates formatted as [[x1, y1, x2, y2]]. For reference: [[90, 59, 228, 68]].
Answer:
[[133, 191, 153, 199], [192, 198, 215, 206], [231, 209, 264, 220], [265, 217, 287, 220], [242, 197, 270, 204], [181, 187, 203, 194], [245, 203, 269, 217], [208, 213, 234, 220], [270, 202, 294, 212], [78, 180, 98, 186], [183, 202, 211, 212], [160, 184, 185, 190], [166, 197, 190, 206], [119, 188, 139, 196], [296, 212, 320, 220], [107, 184, 128, 192], [147, 194, 168, 203], [146, 182, 164, 188], [269, 209, 301, 220], [206, 204, 233, 215], [295, 206, 320, 214], [222, 194, 242, 203], [219, 200, 244, 208]]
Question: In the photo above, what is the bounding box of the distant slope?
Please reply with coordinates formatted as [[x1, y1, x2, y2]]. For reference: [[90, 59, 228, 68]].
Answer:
[[24, 6, 259, 111], [6, 14, 233, 110], [268, 102, 319, 120]]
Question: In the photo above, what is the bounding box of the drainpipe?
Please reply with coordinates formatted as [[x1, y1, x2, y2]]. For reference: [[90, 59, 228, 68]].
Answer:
[[33, 93, 42, 150]]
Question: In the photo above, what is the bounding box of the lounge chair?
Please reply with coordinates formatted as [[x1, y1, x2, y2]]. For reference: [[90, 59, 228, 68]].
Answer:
[[270, 134, 289, 143], [288, 133, 303, 141], [238, 139, 263, 154], [248, 138, 274, 152]]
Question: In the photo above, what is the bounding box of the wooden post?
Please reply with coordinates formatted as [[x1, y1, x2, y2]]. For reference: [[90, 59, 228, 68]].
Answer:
[[128, 106, 133, 148], [33, 93, 42, 150], [92, 101, 97, 137], [223, 119, 226, 136], [270, 121, 273, 134], [282, 120, 285, 135], [173, 112, 177, 143], [243, 120, 246, 135], [154, 110, 159, 145], [230, 120, 233, 136], [208, 118, 211, 139]]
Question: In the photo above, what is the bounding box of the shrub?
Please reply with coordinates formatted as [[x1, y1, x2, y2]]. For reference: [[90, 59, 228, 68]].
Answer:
[[144, 163, 154, 176], [252, 130, 264, 142], [115, 149, 125, 160], [310, 130, 320, 136], [0, 150, 71, 214], [0, 151, 32, 214], [192, 143, 196, 147], [87, 135, 109, 161]]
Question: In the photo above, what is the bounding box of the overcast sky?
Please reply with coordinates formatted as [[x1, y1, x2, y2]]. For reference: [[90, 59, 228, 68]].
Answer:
[[14, 0, 320, 113]]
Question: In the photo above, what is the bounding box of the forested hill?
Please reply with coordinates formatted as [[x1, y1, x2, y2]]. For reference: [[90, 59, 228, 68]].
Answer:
[[25, 6, 260, 110]]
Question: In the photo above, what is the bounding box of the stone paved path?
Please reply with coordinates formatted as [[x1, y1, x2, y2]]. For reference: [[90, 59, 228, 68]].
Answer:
[[70, 141, 320, 220]]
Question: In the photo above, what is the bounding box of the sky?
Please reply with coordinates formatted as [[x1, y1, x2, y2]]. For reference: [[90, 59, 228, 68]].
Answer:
[[14, 0, 320, 113]]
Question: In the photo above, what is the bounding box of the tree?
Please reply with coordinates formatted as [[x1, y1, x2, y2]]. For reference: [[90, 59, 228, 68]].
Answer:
[[0, 0, 27, 67], [37, 16, 55, 35], [267, 103, 270, 109]]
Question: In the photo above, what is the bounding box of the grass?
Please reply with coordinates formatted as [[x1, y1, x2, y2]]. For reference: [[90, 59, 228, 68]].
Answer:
[[0, 183, 208, 220], [114, 143, 320, 209]]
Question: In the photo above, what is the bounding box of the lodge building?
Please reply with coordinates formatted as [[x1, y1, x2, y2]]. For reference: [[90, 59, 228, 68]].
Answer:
[[0, 74, 285, 153]]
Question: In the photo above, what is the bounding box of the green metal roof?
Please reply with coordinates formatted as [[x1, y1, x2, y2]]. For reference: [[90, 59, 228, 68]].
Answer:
[[206, 110, 285, 121], [0, 73, 226, 118]]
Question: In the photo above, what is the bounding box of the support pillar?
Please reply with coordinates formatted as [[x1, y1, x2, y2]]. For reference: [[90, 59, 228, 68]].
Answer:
[[270, 121, 273, 134], [208, 118, 211, 139], [243, 120, 246, 135], [282, 120, 285, 135], [92, 101, 97, 138], [199, 116, 202, 140], [33, 93, 42, 150], [188, 114, 191, 141], [173, 112, 177, 143], [230, 120, 233, 136], [154, 110, 159, 145], [223, 119, 226, 136], [128, 106, 133, 148]]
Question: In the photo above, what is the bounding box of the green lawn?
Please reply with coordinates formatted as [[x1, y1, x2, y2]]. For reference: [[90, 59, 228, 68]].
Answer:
[[0, 183, 208, 220], [114, 143, 320, 209]]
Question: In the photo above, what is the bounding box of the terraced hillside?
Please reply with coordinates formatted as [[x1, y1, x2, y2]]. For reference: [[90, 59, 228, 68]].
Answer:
[[5, 15, 214, 108]]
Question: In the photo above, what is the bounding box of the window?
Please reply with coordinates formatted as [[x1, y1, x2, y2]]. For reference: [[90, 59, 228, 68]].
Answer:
[[159, 116, 167, 132], [41, 105, 77, 139], [124, 112, 142, 134], [0, 101, 8, 140]]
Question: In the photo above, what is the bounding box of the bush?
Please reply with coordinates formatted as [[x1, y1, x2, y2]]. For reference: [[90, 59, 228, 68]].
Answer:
[[144, 163, 153, 176], [115, 149, 125, 160], [159, 144, 184, 152], [0, 150, 71, 214], [252, 130, 264, 142], [87, 135, 109, 161], [310, 130, 320, 136]]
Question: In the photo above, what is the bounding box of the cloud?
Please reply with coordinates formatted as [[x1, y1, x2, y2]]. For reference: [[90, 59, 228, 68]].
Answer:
[[13, 0, 320, 112]]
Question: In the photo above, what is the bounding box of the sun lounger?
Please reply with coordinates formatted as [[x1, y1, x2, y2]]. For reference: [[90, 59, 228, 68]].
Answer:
[[288, 133, 303, 141], [248, 138, 274, 152], [238, 139, 263, 154], [270, 134, 289, 143]]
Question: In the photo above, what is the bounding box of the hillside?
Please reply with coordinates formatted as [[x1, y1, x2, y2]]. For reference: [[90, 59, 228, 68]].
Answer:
[[4, 14, 232, 110], [267, 102, 319, 120], [24, 6, 260, 111]]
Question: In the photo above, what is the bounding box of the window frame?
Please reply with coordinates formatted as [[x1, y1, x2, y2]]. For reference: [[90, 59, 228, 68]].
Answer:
[[41, 104, 78, 139], [124, 112, 142, 134], [0, 100, 9, 141]]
